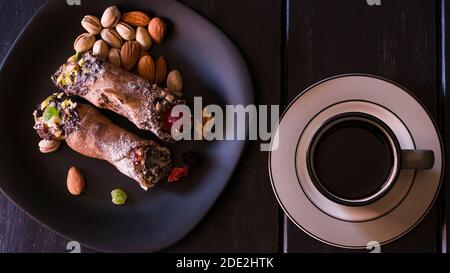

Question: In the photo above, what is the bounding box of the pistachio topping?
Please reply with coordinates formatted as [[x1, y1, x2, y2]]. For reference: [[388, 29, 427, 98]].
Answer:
[[67, 52, 82, 63], [53, 53, 106, 96], [33, 93, 80, 141], [56, 63, 80, 87]]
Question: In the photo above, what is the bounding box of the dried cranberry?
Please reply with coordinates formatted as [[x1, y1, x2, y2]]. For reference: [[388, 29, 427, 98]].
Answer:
[[168, 166, 189, 183]]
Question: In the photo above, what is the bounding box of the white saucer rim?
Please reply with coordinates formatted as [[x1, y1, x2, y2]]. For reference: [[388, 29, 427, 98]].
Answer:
[[268, 73, 445, 249]]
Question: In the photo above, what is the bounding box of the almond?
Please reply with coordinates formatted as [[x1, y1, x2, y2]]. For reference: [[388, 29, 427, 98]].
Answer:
[[137, 55, 156, 81], [108, 48, 121, 67], [167, 70, 183, 93], [148, 17, 166, 44], [120, 41, 141, 71], [67, 167, 85, 196], [155, 56, 167, 84], [122, 11, 151, 27]]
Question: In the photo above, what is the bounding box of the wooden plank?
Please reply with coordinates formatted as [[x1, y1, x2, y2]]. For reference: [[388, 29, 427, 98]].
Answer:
[[0, 0, 70, 253], [167, 0, 281, 252], [286, 0, 440, 252]]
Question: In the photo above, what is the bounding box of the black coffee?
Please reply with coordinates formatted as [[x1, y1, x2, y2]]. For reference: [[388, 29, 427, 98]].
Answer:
[[311, 118, 394, 201]]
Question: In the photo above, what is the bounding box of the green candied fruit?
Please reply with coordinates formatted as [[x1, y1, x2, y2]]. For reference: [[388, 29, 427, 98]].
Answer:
[[43, 105, 60, 121], [111, 189, 128, 205]]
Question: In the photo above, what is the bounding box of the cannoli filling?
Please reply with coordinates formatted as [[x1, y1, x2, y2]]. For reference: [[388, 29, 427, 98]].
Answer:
[[33, 93, 79, 141]]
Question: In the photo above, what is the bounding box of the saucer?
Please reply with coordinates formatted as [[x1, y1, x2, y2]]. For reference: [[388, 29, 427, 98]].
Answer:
[[269, 75, 443, 248]]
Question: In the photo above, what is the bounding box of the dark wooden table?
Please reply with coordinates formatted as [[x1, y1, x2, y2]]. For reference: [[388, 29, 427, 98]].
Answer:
[[0, 0, 448, 253]]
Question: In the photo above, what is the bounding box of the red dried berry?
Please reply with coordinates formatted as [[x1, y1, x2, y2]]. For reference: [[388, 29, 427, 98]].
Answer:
[[168, 166, 189, 183]]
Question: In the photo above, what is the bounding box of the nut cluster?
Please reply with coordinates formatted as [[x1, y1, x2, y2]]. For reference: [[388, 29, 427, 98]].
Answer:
[[41, 6, 188, 197], [73, 6, 182, 92], [42, 6, 185, 180]]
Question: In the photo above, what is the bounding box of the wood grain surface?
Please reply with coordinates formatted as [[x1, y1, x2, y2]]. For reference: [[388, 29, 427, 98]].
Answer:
[[0, 0, 447, 253], [0, 0, 281, 253], [0, 0, 67, 253], [285, 0, 442, 253]]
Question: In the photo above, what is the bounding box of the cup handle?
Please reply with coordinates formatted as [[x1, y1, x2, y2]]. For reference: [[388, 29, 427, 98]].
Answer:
[[401, 150, 435, 169]]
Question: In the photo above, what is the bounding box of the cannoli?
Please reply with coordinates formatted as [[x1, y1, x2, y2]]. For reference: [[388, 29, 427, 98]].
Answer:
[[51, 53, 184, 142], [33, 93, 171, 190]]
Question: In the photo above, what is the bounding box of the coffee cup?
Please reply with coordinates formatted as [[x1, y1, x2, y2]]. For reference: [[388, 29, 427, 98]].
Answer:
[[307, 112, 434, 206]]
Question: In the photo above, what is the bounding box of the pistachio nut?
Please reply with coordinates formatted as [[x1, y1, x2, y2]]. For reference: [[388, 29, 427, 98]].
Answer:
[[101, 5, 121, 28], [101, 28, 123, 49], [73, 33, 95, 53], [81, 15, 102, 35], [108, 48, 121, 67], [136, 26, 152, 50], [115, 22, 136, 41], [39, 140, 61, 154], [92, 40, 109, 59]]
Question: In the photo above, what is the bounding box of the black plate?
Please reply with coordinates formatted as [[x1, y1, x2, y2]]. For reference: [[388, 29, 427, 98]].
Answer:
[[0, 0, 253, 252]]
